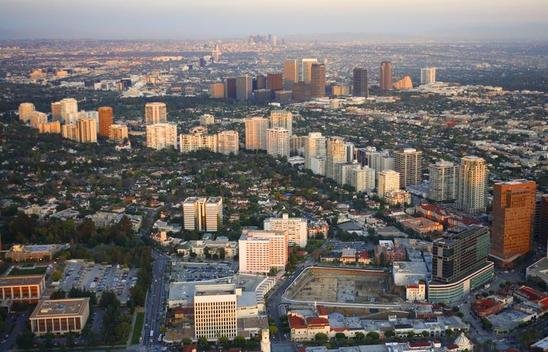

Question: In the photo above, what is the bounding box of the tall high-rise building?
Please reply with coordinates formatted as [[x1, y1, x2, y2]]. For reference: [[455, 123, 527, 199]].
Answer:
[[325, 137, 347, 179], [145, 123, 177, 150], [239, 229, 288, 274], [490, 180, 536, 266], [301, 58, 318, 83], [29, 111, 48, 129], [269, 110, 292, 136], [349, 166, 376, 193], [144, 102, 167, 125], [352, 67, 369, 97], [264, 213, 308, 248], [310, 63, 326, 98], [266, 127, 290, 158], [254, 74, 267, 90], [378, 170, 400, 198], [224, 78, 237, 100], [50, 101, 62, 121], [266, 73, 283, 91], [244, 116, 269, 151], [394, 148, 423, 188], [58, 98, 78, 123], [283, 59, 298, 85], [291, 82, 311, 102], [235, 75, 252, 101], [18, 102, 35, 122], [108, 124, 128, 142], [38, 121, 61, 134], [379, 61, 393, 91], [365, 147, 395, 177], [456, 156, 488, 214], [97, 106, 113, 138], [209, 83, 225, 99], [182, 197, 223, 232], [77, 118, 97, 143], [194, 284, 238, 340], [429, 226, 494, 304], [421, 67, 436, 85], [428, 160, 457, 202], [217, 130, 239, 155], [61, 123, 79, 141], [304, 132, 326, 171]]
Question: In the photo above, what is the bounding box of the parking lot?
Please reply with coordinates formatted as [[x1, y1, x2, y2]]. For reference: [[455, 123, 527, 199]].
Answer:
[[170, 261, 234, 282], [58, 260, 139, 304]]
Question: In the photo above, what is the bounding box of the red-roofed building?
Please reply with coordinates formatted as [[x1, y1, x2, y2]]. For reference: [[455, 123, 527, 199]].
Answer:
[[357, 251, 372, 265], [515, 285, 547, 302], [287, 312, 329, 342], [472, 298, 504, 317]]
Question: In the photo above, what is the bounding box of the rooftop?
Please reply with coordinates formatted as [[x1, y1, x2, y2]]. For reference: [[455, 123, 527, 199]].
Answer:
[[30, 298, 89, 318], [0, 275, 45, 287]]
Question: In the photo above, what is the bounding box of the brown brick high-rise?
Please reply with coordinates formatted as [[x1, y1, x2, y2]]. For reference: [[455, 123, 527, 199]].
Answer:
[[490, 179, 536, 266], [97, 106, 113, 138]]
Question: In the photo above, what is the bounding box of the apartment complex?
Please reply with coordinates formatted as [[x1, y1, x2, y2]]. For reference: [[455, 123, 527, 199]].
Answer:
[[179, 132, 218, 153], [144, 102, 167, 125], [245, 116, 269, 150], [217, 130, 239, 155], [394, 148, 422, 188], [266, 127, 290, 158], [264, 213, 308, 248], [325, 137, 347, 179], [146, 123, 177, 150], [378, 170, 401, 198], [108, 124, 129, 142], [456, 156, 488, 214], [428, 160, 457, 201], [18, 102, 36, 122], [239, 230, 288, 274], [182, 197, 223, 232], [269, 110, 293, 136]]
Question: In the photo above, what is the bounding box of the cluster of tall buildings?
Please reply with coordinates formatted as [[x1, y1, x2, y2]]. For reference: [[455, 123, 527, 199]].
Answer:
[[182, 197, 223, 232], [245, 110, 293, 158], [19, 100, 128, 144]]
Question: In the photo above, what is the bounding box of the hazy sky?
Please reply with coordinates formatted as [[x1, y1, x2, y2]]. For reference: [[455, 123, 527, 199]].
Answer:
[[1, 0, 547, 40]]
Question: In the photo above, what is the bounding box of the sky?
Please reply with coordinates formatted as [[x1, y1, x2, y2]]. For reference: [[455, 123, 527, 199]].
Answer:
[[0, 0, 547, 40]]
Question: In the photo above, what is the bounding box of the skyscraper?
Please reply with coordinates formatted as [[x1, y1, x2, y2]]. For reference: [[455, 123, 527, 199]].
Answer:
[[182, 197, 223, 232], [394, 148, 423, 188], [428, 160, 457, 202], [283, 59, 298, 85], [18, 102, 35, 122], [429, 226, 494, 304], [380, 61, 393, 91], [325, 137, 347, 180], [144, 102, 167, 125], [266, 127, 290, 158], [97, 106, 113, 138], [490, 180, 536, 266], [59, 98, 78, 122], [145, 123, 177, 150], [456, 156, 488, 214], [217, 130, 239, 155], [352, 67, 368, 97], [255, 74, 267, 90], [291, 82, 311, 102], [304, 132, 326, 171], [77, 118, 97, 143], [310, 63, 326, 98], [244, 116, 269, 150], [378, 170, 400, 198], [235, 75, 252, 101], [421, 67, 436, 85], [50, 101, 62, 121], [209, 83, 225, 99], [266, 73, 283, 91], [301, 58, 318, 83], [224, 78, 237, 100], [269, 110, 293, 136]]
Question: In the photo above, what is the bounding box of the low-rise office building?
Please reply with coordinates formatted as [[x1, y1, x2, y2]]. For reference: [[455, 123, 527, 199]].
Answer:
[[30, 298, 90, 336]]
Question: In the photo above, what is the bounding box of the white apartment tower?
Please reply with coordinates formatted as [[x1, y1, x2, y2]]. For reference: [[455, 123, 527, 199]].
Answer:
[[264, 213, 308, 248], [239, 230, 288, 274], [245, 116, 269, 150], [456, 156, 488, 214], [18, 102, 35, 122], [266, 127, 290, 158], [428, 160, 457, 201], [326, 136, 347, 180], [269, 110, 293, 136], [378, 170, 401, 198], [182, 197, 223, 232], [394, 148, 423, 188], [420, 67, 436, 85], [146, 123, 177, 150], [217, 130, 239, 155], [304, 132, 326, 170], [144, 102, 167, 125]]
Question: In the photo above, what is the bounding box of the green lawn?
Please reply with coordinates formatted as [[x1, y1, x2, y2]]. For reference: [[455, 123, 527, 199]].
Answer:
[[130, 312, 145, 345]]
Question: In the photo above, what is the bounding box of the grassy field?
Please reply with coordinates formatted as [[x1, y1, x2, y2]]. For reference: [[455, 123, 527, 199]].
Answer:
[[130, 311, 145, 345]]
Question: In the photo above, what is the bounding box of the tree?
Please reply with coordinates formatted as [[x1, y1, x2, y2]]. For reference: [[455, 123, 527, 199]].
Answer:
[[269, 324, 278, 336], [354, 332, 365, 342], [234, 335, 246, 348], [384, 330, 395, 339], [365, 331, 380, 344], [182, 337, 193, 346], [197, 336, 209, 351], [421, 330, 430, 338], [16, 329, 34, 349], [219, 336, 229, 348], [315, 333, 329, 344]]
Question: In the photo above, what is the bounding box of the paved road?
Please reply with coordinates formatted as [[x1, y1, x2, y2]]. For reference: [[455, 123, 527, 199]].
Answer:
[[142, 249, 169, 348], [0, 311, 29, 351]]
